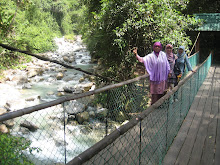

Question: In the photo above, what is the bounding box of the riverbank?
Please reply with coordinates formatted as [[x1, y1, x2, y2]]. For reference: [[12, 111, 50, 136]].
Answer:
[[0, 35, 95, 111]]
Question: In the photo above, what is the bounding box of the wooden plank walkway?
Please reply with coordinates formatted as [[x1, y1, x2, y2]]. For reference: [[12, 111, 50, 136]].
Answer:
[[163, 66, 220, 165]]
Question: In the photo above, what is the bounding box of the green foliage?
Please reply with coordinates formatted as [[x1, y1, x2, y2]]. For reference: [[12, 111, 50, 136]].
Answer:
[[81, 0, 200, 81], [0, 0, 16, 38], [0, 0, 84, 73], [0, 133, 39, 165]]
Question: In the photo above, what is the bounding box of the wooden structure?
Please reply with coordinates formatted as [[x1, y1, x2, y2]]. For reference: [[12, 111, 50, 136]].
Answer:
[[163, 66, 220, 165], [193, 13, 220, 63]]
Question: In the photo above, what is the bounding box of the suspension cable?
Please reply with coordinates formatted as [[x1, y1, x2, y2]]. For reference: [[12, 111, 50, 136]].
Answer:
[[188, 32, 200, 56]]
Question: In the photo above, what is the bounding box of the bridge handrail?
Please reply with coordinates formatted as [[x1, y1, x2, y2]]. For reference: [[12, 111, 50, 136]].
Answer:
[[0, 52, 202, 165], [67, 52, 211, 165], [0, 52, 199, 122], [0, 74, 149, 122], [0, 52, 199, 123]]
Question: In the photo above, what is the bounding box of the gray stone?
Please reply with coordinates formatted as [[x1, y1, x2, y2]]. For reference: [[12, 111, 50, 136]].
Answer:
[[65, 100, 86, 114], [77, 111, 89, 124], [20, 120, 39, 132]]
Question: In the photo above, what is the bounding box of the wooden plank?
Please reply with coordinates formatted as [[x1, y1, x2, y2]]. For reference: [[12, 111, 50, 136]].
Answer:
[[200, 67, 220, 165], [174, 67, 214, 165], [162, 67, 215, 165], [188, 67, 216, 165], [214, 67, 220, 165]]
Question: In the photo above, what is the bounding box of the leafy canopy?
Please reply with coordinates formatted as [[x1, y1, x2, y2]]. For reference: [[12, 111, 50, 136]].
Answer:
[[81, 0, 199, 81], [0, 0, 83, 70]]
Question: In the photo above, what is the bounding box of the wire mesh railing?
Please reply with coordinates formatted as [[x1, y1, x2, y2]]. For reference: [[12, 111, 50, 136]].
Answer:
[[0, 52, 204, 165], [183, 51, 199, 76], [67, 53, 211, 165], [0, 74, 150, 164]]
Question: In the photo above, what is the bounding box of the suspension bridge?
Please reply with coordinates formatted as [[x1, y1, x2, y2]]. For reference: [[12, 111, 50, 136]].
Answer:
[[0, 50, 219, 165]]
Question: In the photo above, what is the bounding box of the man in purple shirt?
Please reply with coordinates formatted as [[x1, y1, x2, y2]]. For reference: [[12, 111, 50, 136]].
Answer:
[[133, 42, 170, 105]]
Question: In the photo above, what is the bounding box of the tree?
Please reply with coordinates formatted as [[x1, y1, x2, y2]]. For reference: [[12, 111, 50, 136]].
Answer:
[[185, 0, 220, 14], [0, 0, 83, 70], [81, 0, 199, 81]]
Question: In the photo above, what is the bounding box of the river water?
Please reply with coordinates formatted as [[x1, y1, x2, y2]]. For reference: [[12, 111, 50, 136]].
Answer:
[[0, 36, 108, 164]]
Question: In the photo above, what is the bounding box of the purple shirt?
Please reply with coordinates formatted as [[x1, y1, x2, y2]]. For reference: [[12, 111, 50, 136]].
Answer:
[[136, 51, 170, 82]]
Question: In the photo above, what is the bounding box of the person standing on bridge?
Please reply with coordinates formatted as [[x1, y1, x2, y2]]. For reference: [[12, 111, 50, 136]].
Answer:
[[174, 46, 196, 86], [133, 42, 170, 105], [165, 44, 177, 90]]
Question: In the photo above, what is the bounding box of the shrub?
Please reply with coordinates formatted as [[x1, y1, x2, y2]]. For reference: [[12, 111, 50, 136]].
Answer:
[[0, 133, 39, 165]]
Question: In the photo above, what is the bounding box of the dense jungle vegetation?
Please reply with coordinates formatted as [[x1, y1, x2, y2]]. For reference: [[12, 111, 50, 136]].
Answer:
[[0, 0, 219, 80], [0, 0, 83, 71], [0, 0, 219, 164]]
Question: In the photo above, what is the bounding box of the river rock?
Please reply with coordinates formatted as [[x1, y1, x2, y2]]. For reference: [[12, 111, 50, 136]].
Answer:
[[20, 120, 39, 132], [76, 111, 89, 124], [80, 60, 86, 64], [21, 83, 32, 89], [88, 111, 95, 118], [57, 92, 65, 97], [68, 120, 78, 126], [4, 102, 11, 110], [63, 56, 71, 63], [25, 97, 35, 101], [63, 87, 75, 93], [80, 82, 94, 92], [56, 72, 64, 80], [27, 69, 38, 78], [0, 107, 7, 116], [3, 119, 15, 128], [19, 127, 30, 134], [0, 124, 9, 133], [11, 75, 28, 84], [79, 77, 85, 83], [65, 100, 86, 114], [89, 85, 95, 91]]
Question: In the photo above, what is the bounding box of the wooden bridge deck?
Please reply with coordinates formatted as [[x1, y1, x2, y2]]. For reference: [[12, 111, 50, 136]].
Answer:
[[163, 66, 220, 165]]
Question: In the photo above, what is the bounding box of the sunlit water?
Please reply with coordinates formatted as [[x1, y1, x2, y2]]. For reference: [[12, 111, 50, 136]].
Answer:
[[6, 36, 106, 164]]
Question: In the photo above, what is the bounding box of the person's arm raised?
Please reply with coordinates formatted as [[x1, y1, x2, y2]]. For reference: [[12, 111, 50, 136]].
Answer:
[[133, 47, 144, 63]]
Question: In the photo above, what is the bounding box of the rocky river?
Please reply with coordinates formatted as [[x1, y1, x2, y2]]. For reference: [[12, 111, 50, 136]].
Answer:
[[0, 36, 121, 164]]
